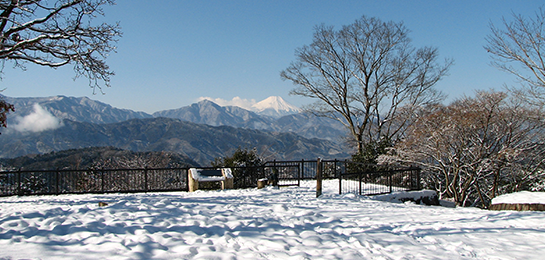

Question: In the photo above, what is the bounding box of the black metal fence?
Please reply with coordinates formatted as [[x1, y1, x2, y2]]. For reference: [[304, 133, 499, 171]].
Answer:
[[0, 159, 420, 197], [265, 160, 421, 196], [0, 168, 190, 196], [338, 165, 421, 196], [224, 162, 302, 189]]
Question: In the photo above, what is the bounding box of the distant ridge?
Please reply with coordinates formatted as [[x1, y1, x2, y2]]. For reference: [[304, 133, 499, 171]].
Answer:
[[2, 95, 152, 125], [152, 99, 345, 141], [0, 117, 349, 165], [153, 99, 268, 128], [3, 95, 347, 141]]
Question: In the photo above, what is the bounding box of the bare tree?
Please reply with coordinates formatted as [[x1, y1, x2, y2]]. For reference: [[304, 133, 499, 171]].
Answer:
[[485, 7, 545, 102], [92, 151, 186, 169], [281, 16, 452, 155], [0, 97, 13, 129], [385, 91, 545, 207], [0, 0, 121, 130]]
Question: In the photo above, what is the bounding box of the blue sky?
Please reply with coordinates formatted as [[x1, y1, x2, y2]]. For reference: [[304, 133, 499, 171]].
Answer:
[[1, 0, 542, 113]]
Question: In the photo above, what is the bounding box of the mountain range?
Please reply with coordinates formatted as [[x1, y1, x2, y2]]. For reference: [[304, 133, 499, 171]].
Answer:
[[1, 117, 347, 166], [3, 95, 152, 125], [3, 95, 347, 141], [0, 95, 350, 166]]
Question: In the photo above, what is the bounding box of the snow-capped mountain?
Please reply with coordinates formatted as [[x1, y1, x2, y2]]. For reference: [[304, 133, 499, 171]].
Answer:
[[2, 95, 346, 142], [0, 94, 350, 163], [152, 99, 346, 141], [251, 96, 300, 118]]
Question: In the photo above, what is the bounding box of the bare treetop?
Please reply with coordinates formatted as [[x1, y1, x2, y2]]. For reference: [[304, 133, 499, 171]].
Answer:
[[0, 0, 121, 92], [281, 15, 452, 155], [485, 7, 545, 101]]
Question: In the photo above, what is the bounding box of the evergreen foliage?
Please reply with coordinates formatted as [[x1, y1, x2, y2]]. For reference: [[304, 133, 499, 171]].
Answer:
[[211, 148, 265, 189], [211, 147, 263, 168]]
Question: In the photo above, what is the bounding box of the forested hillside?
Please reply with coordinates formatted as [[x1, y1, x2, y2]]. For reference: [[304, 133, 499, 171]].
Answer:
[[0, 117, 348, 166], [0, 147, 199, 170]]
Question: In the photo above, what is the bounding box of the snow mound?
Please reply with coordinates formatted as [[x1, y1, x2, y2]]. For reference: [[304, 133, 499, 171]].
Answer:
[[491, 191, 545, 205], [372, 190, 440, 205]]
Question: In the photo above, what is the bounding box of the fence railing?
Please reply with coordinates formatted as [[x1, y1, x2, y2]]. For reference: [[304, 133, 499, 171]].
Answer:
[[263, 160, 421, 196], [339, 166, 421, 196], [0, 168, 190, 196], [0, 159, 420, 197]]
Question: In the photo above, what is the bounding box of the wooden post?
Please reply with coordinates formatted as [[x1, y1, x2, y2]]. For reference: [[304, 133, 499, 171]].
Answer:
[[337, 159, 342, 195], [188, 172, 198, 192], [257, 179, 267, 189], [316, 158, 322, 198], [222, 169, 234, 190]]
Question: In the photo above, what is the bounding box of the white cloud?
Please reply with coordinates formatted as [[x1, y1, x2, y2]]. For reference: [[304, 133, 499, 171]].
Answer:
[[12, 103, 63, 133], [197, 96, 257, 110]]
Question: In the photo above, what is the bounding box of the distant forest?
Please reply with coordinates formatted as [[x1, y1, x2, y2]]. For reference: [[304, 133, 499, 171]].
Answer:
[[0, 147, 199, 171]]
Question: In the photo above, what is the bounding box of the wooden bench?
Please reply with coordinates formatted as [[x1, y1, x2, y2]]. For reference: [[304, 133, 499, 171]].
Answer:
[[188, 168, 233, 192]]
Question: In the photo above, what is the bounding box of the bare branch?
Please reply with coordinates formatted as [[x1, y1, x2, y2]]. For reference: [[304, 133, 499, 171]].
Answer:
[[485, 7, 545, 102], [0, 0, 121, 92], [281, 15, 451, 155], [387, 91, 545, 206]]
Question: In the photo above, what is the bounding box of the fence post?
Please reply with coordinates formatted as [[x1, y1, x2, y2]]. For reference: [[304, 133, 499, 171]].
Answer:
[[389, 170, 393, 193], [359, 171, 362, 196], [416, 168, 421, 190], [56, 169, 60, 195], [17, 169, 21, 196], [144, 167, 149, 191], [186, 169, 190, 191], [273, 160, 277, 187], [100, 169, 105, 193], [301, 159, 304, 181], [316, 158, 322, 198], [337, 159, 342, 195]]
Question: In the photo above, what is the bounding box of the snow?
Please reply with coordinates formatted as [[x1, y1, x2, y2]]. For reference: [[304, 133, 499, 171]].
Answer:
[[223, 168, 233, 179], [251, 96, 300, 114], [0, 180, 544, 259], [373, 190, 438, 203], [491, 191, 545, 205]]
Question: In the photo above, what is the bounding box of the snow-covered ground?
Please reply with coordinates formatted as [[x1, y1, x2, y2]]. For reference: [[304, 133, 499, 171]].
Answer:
[[0, 180, 544, 259]]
